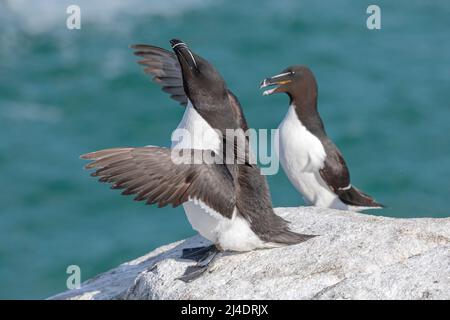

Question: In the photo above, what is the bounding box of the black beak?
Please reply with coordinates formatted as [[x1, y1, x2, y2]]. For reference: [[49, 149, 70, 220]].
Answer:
[[170, 39, 198, 71], [260, 72, 292, 95], [260, 77, 274, 89]]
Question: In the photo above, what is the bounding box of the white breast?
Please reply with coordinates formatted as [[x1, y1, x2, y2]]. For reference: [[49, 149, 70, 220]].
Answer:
[[277, 105, 348, 209], [172, 100, 269, 251], [171, 100, 221, 152], [278, 105, 326, 172]]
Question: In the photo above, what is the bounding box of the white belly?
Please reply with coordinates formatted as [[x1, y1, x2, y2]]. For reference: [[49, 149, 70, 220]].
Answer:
[[172, 101, 269, 250], [277, 105, 349, 210], [183, 199, 268, 251]]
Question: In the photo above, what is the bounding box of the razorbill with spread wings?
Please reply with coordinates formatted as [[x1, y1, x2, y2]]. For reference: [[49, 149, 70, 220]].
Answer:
[[260, 65, 383, 211], [81, 42, 315, 282]]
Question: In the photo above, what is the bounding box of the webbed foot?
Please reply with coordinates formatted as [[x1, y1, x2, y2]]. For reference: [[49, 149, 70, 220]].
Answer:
[[178, 247, 221, 283]]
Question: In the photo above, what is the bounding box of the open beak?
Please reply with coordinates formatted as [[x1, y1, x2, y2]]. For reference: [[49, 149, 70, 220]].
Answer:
[[170, 39, 198, 71], [260, 72, 292, 95]]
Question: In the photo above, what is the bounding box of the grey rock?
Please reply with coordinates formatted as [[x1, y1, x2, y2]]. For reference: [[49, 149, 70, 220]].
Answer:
[[50, 207, 450, 300]]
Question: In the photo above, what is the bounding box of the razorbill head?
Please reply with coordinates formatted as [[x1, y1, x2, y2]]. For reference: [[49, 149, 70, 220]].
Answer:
[[260, 65, 383, 211], [80, 43, 315, 282], [170, 39, 242, 134]]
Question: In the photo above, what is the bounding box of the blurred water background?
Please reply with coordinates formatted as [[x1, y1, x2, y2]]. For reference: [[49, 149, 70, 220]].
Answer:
[[0, 0, 449, 299]]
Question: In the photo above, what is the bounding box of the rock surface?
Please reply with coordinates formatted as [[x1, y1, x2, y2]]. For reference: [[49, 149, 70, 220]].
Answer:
[[50, 207, 450, 300]]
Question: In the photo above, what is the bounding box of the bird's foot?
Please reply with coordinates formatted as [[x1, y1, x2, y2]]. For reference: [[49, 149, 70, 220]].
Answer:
[[180, 244, 217, 262], [178, 247, 221, 283]]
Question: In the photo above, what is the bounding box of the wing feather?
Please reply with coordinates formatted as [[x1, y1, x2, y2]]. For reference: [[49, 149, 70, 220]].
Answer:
[[81, 147, 236, 217], [131, 44, 187, 106], [319, 140, 383, 207]]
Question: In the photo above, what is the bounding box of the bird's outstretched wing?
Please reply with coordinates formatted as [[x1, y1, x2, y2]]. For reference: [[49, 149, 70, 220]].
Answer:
[[81, 147, 236, 217], [131, 44, 187, 106]]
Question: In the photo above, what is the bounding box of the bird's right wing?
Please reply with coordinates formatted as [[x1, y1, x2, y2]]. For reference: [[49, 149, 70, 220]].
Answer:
[[80, 147, 236, 218], [131, 44, 187, 106], [131, 44, 251, 133]]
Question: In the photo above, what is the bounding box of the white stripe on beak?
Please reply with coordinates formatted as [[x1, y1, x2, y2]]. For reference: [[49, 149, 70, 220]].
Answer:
[[186, 50, 197, 69], [172, 42, 198, 69], [171, 42, 186, 49], [270, 71, 292, 79]]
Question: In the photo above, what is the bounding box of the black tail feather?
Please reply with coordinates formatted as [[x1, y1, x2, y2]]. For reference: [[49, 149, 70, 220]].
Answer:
[[261, 228, 317, 245], [338, 186, 384, 208]]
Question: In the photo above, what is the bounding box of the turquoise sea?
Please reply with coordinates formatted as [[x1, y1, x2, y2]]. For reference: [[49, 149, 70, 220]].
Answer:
[[0, 0, 449, 299]]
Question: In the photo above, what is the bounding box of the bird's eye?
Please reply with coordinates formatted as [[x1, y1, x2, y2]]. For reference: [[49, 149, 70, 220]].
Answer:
[[290, 71, 295, 75]]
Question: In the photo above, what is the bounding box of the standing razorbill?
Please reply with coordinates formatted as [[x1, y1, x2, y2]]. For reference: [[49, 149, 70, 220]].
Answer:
[[260, 65, 383, 211], [81, 42, 314, 282]]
